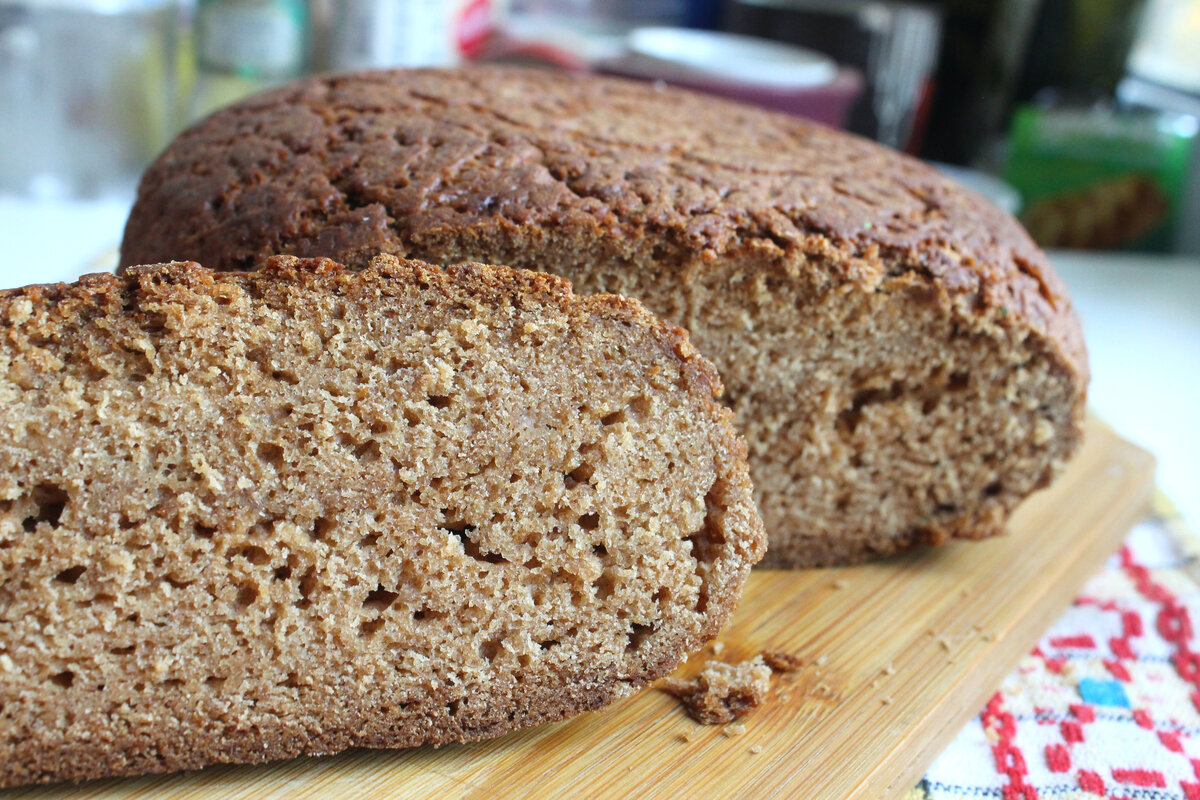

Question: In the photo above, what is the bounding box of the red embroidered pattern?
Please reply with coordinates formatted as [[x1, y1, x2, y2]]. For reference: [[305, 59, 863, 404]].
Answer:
[[921, 519, 1200, 800]]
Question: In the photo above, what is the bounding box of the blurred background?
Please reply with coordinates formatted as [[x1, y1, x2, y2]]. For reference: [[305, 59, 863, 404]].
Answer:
[[0, 0, 1197, 530], [2, 0, 1199, 254]]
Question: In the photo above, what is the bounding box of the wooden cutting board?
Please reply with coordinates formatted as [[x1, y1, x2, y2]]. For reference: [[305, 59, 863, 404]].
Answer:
[[5, 420, 1154, 800]]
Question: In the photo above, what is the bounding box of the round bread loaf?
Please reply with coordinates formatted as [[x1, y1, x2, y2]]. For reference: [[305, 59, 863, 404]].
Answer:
[[0, 256, 764, 786], [120, 67, 1088, 567]]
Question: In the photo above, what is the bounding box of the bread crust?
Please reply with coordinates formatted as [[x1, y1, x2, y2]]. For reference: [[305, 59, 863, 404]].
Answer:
[[119, 67, 1087, 565], [119, 67, 1085, 383]]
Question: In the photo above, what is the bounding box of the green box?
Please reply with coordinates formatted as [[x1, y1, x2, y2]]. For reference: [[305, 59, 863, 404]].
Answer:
[[1005, 105, 1196, 251]]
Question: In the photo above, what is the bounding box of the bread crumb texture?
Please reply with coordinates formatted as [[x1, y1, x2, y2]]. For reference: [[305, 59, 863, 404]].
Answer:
[[120, 66, 1089, 566], [0, 256, 764, 787]]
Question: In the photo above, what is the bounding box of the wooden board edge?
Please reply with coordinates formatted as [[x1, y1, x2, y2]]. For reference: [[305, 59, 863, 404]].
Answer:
[[867, 431, 1157, 799]]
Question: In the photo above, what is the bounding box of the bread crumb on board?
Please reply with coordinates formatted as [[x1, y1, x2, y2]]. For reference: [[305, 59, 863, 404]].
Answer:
[[761, 651, 804, 672], [663, 657, 772, 725], [663, 648, 804, 726]]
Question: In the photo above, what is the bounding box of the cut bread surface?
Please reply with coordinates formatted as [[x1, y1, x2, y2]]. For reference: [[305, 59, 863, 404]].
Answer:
[[0, 256, 764, 786], [686, 261, 1082, 565], [118, 67, 1087, 566]]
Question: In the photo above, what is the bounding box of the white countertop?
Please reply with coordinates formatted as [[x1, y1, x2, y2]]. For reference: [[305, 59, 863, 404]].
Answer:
[[1, 193, 1197, 532], [1050, 251, 1199, 529]]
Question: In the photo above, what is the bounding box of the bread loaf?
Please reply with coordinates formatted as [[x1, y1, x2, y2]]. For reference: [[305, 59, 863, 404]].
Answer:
[[0, 256, 764, 786], [119, 67, 1088, 566]]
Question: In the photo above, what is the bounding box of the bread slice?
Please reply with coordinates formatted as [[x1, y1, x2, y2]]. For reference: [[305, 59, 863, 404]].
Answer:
[[0, 256, 764, 787], [118, 66, 1088, 567]]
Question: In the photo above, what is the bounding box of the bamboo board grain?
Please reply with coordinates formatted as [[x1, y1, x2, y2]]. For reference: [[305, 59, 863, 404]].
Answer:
[[4, 420, 1154, 800]]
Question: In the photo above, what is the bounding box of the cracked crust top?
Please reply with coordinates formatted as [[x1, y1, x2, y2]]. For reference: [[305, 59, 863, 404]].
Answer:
[[119, 66, 1086, 387]]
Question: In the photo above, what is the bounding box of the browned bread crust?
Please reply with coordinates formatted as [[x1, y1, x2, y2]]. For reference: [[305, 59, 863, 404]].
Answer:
[[0, 256, 765, 787], [120, 67, 1087, 566]]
